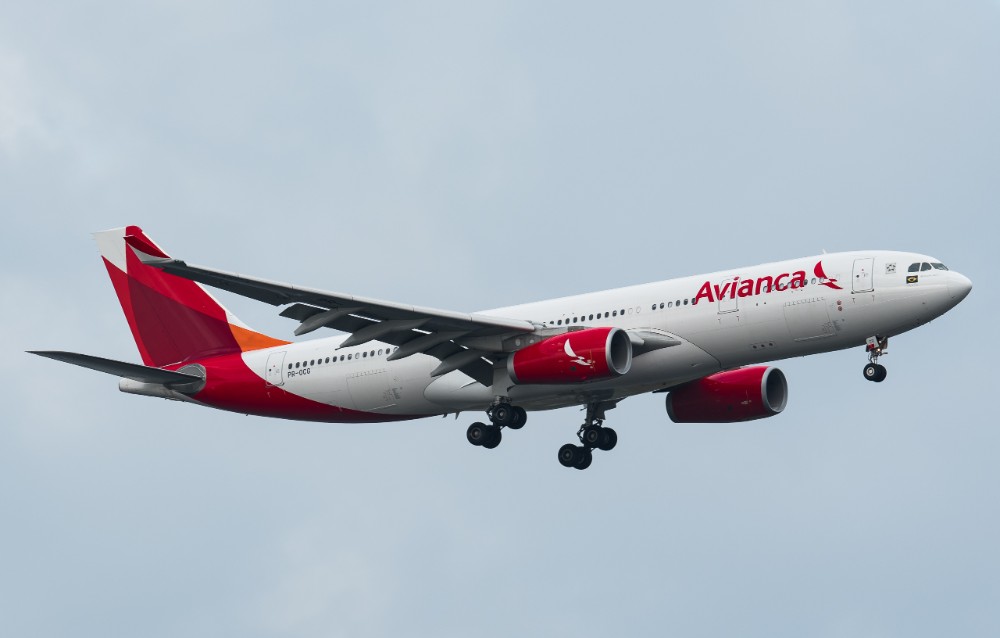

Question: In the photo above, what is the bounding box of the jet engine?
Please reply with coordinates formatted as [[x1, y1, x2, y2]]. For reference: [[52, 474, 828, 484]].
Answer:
[[508, 327, 632, 384], [665, 366, 788, 423]]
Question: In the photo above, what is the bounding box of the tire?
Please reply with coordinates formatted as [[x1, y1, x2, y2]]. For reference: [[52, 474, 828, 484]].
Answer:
[[574, 448, 593, 470], [558, 443, 581, 468], [492, 405, 514, 427], [466, 422, 488, 446], [482, 427, 502, 449], [863, 363, 878, 381], [582, 425, 602, 448], [874, 364, 887, 383], [508, 406, 527, 430], [598, 427, 618, 451]]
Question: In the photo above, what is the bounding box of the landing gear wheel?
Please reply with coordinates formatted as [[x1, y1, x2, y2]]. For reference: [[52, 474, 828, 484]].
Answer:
[[574, 448, 593, 470], [873, 364, 887, 383], [863, 363, 879, 381], [491, 405, 514, 427], [467, 422, 489, 446], [508, 406, 527, 430], [581, 425, 603, 448], [598, 427, 618, 451], [558, 443, 583, 468], [482, 427, 502, 449]]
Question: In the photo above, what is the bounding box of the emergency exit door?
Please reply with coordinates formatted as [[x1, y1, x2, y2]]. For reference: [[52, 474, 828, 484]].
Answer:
[[852, 258, 874, 293], [265, 351, 286, 386]]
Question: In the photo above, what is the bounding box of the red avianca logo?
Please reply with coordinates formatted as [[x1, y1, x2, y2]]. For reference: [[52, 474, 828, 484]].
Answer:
[[694, 260, 841, 304]]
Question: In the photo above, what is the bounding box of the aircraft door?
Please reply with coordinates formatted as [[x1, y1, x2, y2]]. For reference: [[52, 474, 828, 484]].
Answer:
[[718, 294, 738, 314], [718, 279, 738, 314], [265, 351, 286, 387], [852, 258, 875, 293]]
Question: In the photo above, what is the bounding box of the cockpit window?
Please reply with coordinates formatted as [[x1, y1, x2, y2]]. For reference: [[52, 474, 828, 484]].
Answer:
[[908, 263, 920, 273], [921, 262, 932, 271], [931, 263, 949, 271]]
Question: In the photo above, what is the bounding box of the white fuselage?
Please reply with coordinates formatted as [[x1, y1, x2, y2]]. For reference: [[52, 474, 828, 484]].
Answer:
[[234, 251, 971, 418]]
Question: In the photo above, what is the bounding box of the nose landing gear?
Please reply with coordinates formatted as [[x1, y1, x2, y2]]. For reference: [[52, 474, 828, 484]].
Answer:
[[863, 335, 889, 383]]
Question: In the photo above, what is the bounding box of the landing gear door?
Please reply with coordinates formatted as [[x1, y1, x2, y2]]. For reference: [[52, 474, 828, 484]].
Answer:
[[852, 258, 875, 293], [265, 351, 286, 387]]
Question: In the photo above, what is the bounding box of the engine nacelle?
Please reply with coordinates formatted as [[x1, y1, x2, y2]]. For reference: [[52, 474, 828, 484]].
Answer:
[[508, 327, 632, 384], [666, 366, 788, 423]]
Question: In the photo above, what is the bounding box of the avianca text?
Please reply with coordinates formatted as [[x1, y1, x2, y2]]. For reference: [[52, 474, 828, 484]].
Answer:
[[694, 271, 807, 304]]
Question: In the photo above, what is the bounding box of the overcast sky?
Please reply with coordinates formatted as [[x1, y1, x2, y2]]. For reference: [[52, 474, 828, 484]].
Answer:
[[2, 2, 998, 636]]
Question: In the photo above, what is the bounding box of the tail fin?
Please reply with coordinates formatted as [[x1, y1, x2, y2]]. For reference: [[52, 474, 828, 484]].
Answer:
[[94, 226, 288, 367]]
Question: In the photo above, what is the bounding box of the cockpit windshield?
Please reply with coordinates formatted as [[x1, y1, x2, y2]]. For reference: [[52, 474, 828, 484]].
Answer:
[[908, 262, 949, 272]]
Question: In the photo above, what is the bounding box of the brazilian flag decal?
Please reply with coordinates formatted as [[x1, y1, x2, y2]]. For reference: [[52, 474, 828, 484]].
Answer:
[[906, 275, 919, 284]]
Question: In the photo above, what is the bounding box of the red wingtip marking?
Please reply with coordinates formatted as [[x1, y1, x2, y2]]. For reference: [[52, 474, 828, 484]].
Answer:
[[124, 228, 170, 259]]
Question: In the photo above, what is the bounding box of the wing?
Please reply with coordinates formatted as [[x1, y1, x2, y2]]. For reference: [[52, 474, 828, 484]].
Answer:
[[125, 238, 537, 386]]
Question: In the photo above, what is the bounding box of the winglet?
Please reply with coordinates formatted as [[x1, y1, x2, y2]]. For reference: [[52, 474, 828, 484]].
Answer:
[[123, 229, 169, 259]]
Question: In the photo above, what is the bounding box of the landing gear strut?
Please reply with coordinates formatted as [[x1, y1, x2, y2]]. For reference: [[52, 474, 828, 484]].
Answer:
[[558, 401, 618, 470], [863, 335, 889, 383], [466, 399, 527, 450]]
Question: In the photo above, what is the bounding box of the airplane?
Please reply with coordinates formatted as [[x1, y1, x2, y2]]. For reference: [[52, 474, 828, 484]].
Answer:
[[30, 226, 973, 470]]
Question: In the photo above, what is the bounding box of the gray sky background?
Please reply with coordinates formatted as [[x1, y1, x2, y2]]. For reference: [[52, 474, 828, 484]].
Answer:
[[2, 2, 998, 636]]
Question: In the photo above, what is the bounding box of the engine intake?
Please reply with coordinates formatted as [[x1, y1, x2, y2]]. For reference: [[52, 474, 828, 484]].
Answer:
[[666, 366, 788, 423], [508, 327, 632, 384]]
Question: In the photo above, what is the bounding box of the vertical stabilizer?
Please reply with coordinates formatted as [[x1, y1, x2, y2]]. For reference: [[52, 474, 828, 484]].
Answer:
[[94, 226, 288, 367]]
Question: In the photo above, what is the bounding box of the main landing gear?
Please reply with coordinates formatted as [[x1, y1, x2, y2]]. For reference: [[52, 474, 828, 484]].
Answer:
[[466, 400, 527, 450], [557, 401, 618, 471], [863, 335, 889, 383]]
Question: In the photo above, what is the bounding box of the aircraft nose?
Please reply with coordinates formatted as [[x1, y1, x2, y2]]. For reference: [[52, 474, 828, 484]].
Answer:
[[949, 272, 973, 302]]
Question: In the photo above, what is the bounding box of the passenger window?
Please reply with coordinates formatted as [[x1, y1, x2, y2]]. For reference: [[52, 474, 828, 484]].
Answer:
[[604, 312, 609, 318], [612, 310, 617, 317], [620, 309, 625, 315], [683, 299, 688, 305], [348, 354, 352, 360], [295, 362, 300, 368], [659, 302, 664, 309], [908, 263, 920, 272], [340, 355, 345, 361], [675, 300, 680, 306], [378, 349, 383, 355], [668, 302, 673, 308], [287, 364, 292, 370], [589, 314, 594, 320], [370, 350, 375, 357], [921, 262, 932, 271]]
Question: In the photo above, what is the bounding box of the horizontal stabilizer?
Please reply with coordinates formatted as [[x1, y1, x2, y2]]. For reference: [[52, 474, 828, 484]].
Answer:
[[28, 351, 204, 385]]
